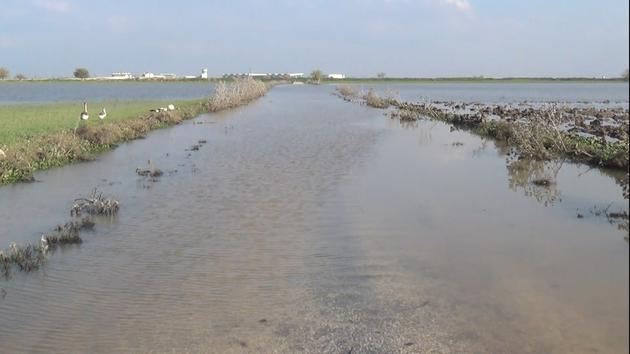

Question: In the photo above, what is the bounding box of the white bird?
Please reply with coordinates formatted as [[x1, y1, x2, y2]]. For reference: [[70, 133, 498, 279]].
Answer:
[[167, 104, 175, 111], [0, 149, 5, 158], [80, 102, 89, 120], [98, 108, 107, 120], [160, 107, 168, 112], [40, 235, 49, 252]]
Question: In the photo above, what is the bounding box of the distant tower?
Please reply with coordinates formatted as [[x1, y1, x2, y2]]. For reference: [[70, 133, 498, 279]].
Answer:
[[201, 68, 208, 79]]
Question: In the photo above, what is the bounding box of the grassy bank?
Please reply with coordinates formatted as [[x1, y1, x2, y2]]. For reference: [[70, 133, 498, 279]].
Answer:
[[0, 78, 271, 184], [0, 100, 202, 145]]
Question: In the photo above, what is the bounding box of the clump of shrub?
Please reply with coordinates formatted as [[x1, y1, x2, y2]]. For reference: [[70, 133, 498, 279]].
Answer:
[[136, 160, 163, 178], [0, 218, 94, 278], [71, 189, 119, 216], [336, 85, 360, 100], [42, 218, 94, 248], [1, 188, 118, 278], [206, 77, 268, 112], [364, 89, 390, 108], [508, 109, 568, 160], [0, 242, 47, 277]]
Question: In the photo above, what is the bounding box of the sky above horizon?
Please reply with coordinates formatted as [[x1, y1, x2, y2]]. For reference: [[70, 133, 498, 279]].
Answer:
[[1, 0, 628, 78]]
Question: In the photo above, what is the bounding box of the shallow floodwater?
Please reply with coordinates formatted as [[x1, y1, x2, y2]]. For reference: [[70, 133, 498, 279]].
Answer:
[[0, 81, 214, 104], [0, 85, 628, 353], [365, 82, 630, 106]]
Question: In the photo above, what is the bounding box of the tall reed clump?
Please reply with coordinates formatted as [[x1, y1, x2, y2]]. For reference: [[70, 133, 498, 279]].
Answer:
[[336, 85, 360, 100], [364, 89, 393, 109], [1, 243, 47, 276], [206, 77, 269, 112]]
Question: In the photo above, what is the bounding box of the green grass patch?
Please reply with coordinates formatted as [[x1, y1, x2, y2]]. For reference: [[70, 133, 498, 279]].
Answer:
[[0, 99, 201, 146]]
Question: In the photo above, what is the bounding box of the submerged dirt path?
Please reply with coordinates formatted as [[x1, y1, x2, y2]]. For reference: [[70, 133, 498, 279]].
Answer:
[[0, 85, 627, 353]]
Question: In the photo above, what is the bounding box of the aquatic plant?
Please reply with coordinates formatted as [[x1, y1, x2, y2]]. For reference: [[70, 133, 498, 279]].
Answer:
[[364, 89, 390, 109], [0, 242, 47, 277], [71, 189, 119, 216], [336, 85, 360, 100], [42, 218, 95, 249], [0, 218, 95, 278], [136, 160, 163, 178]]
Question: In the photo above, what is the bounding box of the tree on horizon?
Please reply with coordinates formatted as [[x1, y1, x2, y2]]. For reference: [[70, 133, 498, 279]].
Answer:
[[310, 69, 323, 84], [0, 67, 9, 80], [73, 68, 90, 79]]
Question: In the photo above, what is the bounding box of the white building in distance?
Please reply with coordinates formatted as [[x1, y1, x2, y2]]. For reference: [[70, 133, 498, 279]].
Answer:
[[111, 72, 134, 79], [328, 73, 346, 79], [140, 72, 157, 79], [201, 68, 208, 79]]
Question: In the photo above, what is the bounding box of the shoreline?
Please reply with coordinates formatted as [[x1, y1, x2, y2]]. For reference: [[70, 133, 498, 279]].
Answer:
[[1, 78, 628, 84], [0, 78, 273, 185]]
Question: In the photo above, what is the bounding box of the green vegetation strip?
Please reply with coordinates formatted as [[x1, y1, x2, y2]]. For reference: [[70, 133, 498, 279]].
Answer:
[[0, 78, 271, 184], [0, 100, 201, 145]]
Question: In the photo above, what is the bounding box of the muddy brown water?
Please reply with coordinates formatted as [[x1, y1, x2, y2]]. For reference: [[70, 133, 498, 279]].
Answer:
[[0, 85, 628, 353]]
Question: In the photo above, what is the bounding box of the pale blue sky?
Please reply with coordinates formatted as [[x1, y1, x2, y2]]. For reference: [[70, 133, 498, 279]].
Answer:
[[1, 0, 628, 77]]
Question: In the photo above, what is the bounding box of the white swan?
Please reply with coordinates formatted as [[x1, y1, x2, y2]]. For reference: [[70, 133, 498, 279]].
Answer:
[[80, 102, 89, 120], [98, 108, 107, 120]]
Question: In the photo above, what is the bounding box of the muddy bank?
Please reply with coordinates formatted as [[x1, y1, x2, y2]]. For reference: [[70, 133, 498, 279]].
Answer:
[[338, 86, 628, 169], [337, 87, 629, 196]]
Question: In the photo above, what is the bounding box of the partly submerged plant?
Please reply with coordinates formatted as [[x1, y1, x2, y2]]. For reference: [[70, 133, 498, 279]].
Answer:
[[71, 189, 119, 216]]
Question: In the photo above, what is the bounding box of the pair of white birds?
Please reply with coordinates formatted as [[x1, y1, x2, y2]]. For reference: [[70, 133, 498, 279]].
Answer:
[[80, 102, 106, 121]]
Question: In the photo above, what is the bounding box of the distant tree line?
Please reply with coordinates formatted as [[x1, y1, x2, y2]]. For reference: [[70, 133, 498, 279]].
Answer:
[[0, 67, 92, 80]]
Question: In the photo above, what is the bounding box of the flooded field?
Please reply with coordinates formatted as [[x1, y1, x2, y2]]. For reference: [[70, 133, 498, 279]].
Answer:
[[365, 82, 629, 105], [0, 81, 215, 104], [0, 84, 628, 353]]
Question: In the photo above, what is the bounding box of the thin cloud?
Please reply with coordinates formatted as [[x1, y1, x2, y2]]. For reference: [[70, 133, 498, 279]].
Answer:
[[383, 0, 473, 12], [106, 16, 133, 33], [0, 36, 15, 48], [443, 0, 471, 12], [34, 0, 71, 13]]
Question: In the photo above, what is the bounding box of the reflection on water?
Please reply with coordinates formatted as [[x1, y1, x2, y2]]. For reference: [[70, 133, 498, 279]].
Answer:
[[506, 157, 564, 207], [0, 84, 628, 353]]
